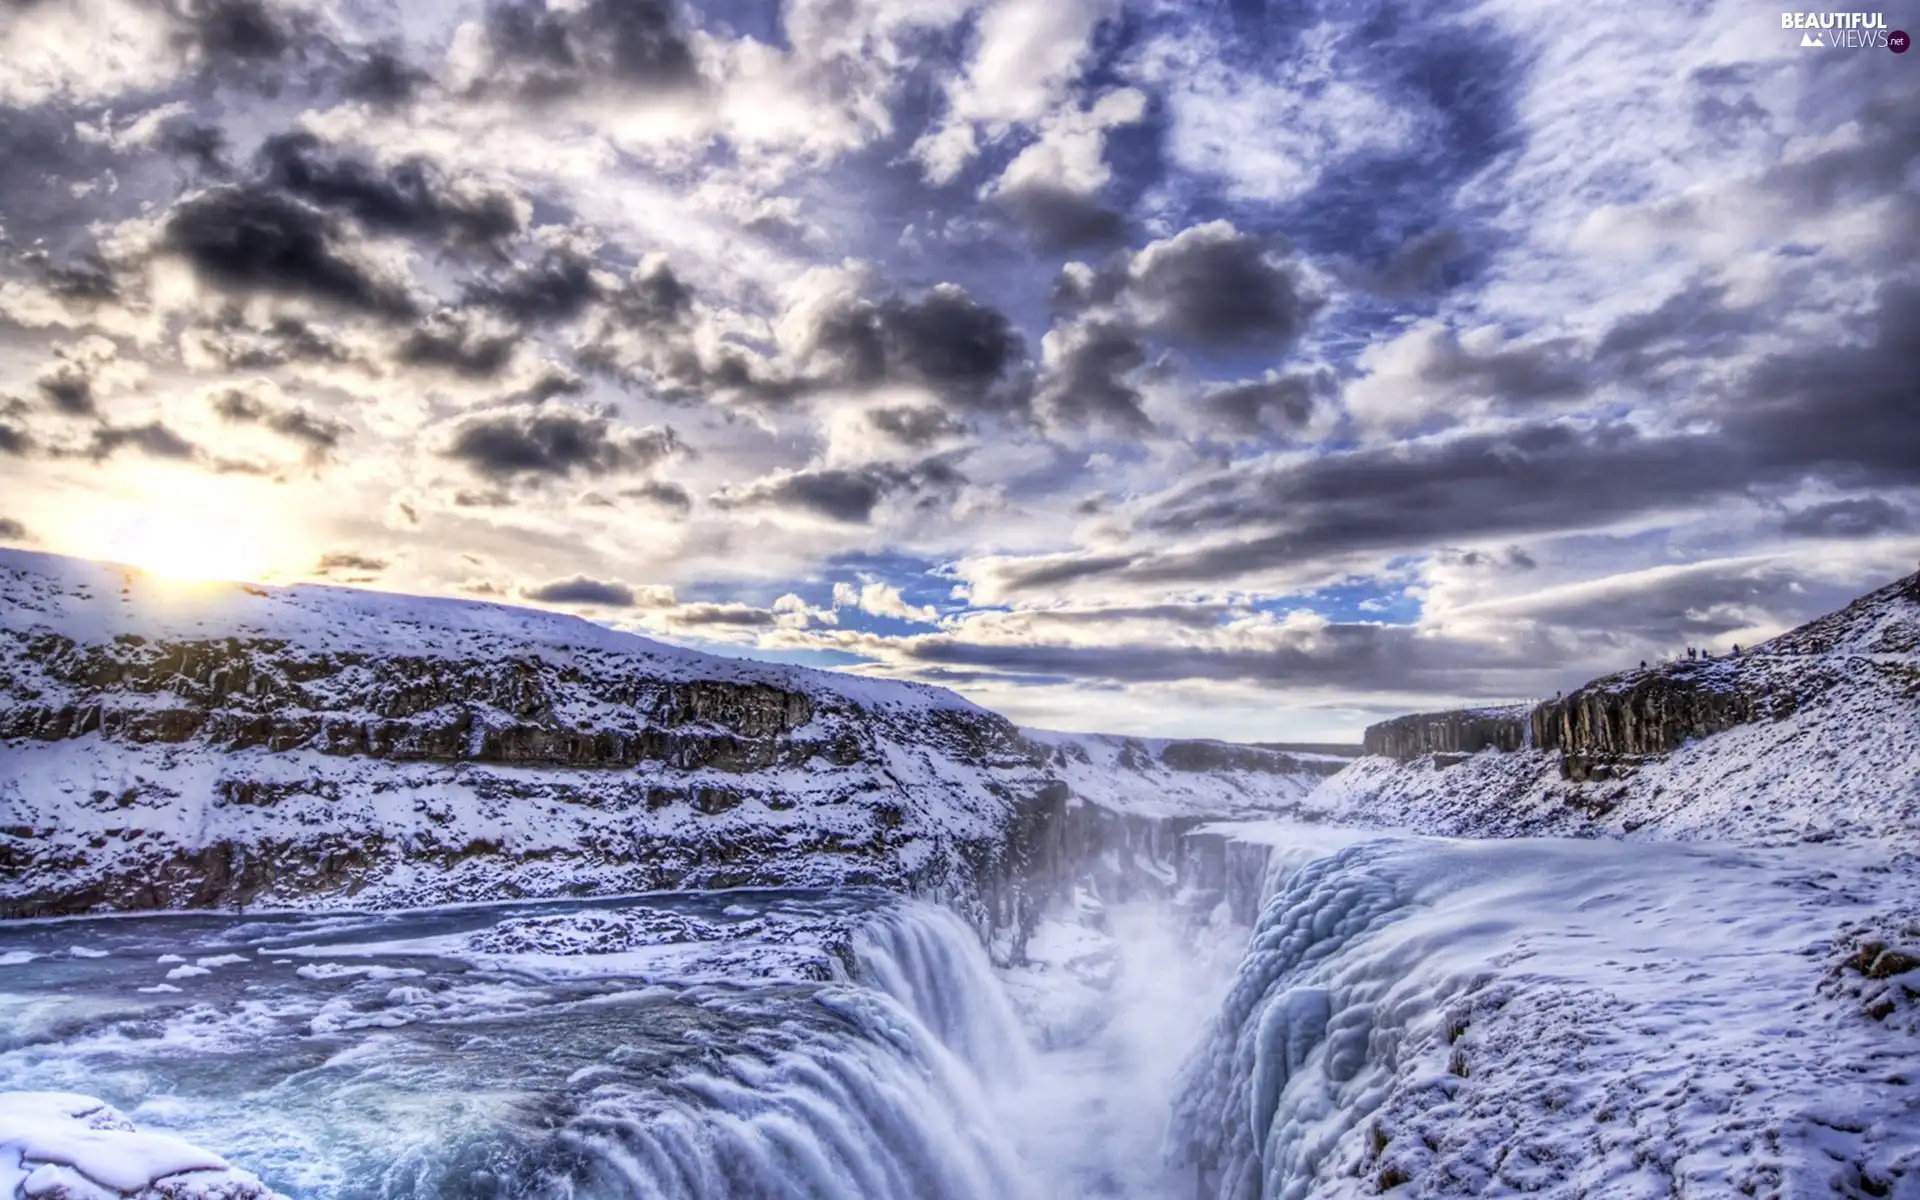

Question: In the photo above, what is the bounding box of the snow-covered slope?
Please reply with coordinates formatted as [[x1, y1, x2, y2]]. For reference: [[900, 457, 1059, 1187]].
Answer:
[[1308, 569, 1920, 846], [0, 549, 1324, 921]]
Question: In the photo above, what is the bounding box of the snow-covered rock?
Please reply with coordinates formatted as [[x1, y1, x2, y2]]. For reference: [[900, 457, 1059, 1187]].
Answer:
[[0, 1093, 282, 1200], [0, 549, 1326, 927], [1308, 568, 1920, 847]]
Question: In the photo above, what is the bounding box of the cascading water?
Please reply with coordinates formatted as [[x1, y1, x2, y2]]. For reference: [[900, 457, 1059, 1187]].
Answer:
[[851, 903, 1033, 1085], [0, 891, 1048, 1200]]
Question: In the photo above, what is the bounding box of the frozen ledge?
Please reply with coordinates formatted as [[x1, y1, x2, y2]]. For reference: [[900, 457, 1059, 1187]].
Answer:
[[0, 1093, 282, 1200]]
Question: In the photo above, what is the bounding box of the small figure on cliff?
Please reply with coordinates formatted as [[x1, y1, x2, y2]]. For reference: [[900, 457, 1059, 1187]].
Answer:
[[1732, 643, 1741, 655], [1639, 660, 1647, 668]]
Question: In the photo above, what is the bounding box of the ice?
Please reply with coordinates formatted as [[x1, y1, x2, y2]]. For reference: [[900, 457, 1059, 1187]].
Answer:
[[0, 1092, 280, 1199]]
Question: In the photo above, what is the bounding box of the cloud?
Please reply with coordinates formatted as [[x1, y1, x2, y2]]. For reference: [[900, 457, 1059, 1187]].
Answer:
[[1036, 317, 1149, 432], [1201, 369, 1335, 439], [0, 518, 28, 541], [1113, 221, 1322, 350], [259, 132, 527, 256], [162, 185, 419, 316], [315, 551, 388, 574], [444, 408, 682, 481], [398, 309, 523, 378], [465, 248, 602, 324], [801, 283, 1029, 414], [210, 386, 344, 454], [457, 0, 703, 101], [88, 421, 200, 462], [524, 575, 643, 606], [1354, 228, 1466, 298], [834, 578, 939, 624], [714, 466, 894, 524], [1781, 497, 1908, 540], [621, 479, 694, 516], [1346, 320, 1587, 432]]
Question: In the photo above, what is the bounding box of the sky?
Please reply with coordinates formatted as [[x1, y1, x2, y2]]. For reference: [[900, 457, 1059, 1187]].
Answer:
[[0, 0, 1917, 741]]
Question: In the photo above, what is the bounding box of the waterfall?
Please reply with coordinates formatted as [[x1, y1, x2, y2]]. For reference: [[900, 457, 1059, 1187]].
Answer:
[[507, 899, 1038, 1200], [523, 987, 1030, 1200], [851, 902, 1034, 1086]]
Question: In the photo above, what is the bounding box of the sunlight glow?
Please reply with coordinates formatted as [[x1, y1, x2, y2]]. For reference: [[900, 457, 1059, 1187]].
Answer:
[[104, 515, 271, 584]]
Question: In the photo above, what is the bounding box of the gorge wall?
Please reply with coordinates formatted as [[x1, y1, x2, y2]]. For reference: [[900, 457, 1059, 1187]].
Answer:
[[0, 550, 1328, 952], [1314, 568, 1920, 846]]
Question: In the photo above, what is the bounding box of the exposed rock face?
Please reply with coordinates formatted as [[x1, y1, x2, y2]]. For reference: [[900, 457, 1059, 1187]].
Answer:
[[1362, 707, 1529, 762], [1530, 661, 1778, 781], [0, 551, 1325, 944], [1318, 569, 1920, 846]]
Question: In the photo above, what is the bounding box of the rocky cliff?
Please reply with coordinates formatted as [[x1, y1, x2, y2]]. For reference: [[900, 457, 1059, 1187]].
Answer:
[[0, 550, 1323, 938], [1319, 568, 1920, 845], [1361, 706, 1529, 763]]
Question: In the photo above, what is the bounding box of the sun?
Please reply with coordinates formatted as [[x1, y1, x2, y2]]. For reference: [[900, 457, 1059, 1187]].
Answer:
[[105, 515, 271, 584]]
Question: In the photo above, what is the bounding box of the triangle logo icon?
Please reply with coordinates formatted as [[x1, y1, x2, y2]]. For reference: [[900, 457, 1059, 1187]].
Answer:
[[1800, 30, 1824, 45]]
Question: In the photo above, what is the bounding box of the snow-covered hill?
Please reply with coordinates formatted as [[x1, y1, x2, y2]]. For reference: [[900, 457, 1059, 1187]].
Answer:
[[0, 549, 1325, 924], [1308, 568, 1920, 846]]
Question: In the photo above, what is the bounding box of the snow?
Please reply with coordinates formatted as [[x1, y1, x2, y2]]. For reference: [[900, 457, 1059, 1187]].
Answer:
[[165, 965, 212, 980], [1172, 831, 1920, 1198], [0, 548, 985, 717], [1306, 570, 1920, 849], [0, 1092, 281, 1199]]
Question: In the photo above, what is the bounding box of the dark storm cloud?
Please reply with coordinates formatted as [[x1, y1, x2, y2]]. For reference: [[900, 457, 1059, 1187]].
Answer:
[[671, 603, 776, 628], [476, 0, 702, 99], [315, 551, 388, 573], [1405, 328, 1588, 412], [154, 119, 230, 177], [445, 409, 681, 480], [1201, 369, 1334, 438], [995, 184, 1129, 252], [1727, 278, 1920, 485], [1036, 319, 1150, 432], [258, 132, 524, 255], [191, 315, 358, 371], [807, 285, 1028, 413], [716, 467, 889, 524], [88, 421, 200, 462], [177, 0, 296, 61], [621, 479, 693, 514], [1123, 223, 1322, 350], [465, 249, 601, 324], [398, 310, 521, 377], [524, 576, 636, 605], [163, 185, 417, 316], [343, 48, 428, 105], [0, 518, 28, 541], [1787, 495, 1912, 540], [1595, 283, 1757, 373], [713, 459, 962, 524], [0, 423, 32, 456], [887, 621, 1547, 694], [867, 404, 965, 446], [1781, 497, 1908, 539], [210, 388, 344, 452], [36, 367, 95, 416]]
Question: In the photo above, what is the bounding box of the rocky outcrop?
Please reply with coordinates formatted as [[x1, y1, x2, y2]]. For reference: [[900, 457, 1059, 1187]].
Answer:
[[1362, 706, 1529, 762], [1529, 661, 1780, 781], [0, 550, 1329, 944], [1315, 568, 1920, 846]]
